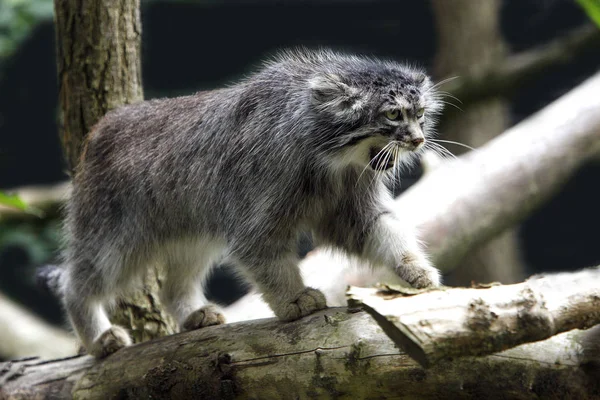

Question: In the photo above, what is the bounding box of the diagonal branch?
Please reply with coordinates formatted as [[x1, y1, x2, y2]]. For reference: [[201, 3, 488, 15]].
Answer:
[[442, 24, 600, 106], [0, 292, 76, 360]]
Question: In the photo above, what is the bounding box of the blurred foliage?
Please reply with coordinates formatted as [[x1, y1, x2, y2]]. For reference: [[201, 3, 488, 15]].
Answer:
[[0, 0, 58, 263], [0, 218, 61, 265], [0, 0, 53, 62], [0, 190, 43, 215], [0, 191, 28, 210], [0, 191, 56, 265], [578, 0, 600, 27]]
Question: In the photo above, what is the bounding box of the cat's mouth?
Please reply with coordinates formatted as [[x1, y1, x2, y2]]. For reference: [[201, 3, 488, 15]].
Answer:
[[369, 147, 395, 171]]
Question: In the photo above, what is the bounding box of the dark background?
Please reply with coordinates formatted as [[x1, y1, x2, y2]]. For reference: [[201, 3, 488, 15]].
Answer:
[[0, 0, 598, 326]]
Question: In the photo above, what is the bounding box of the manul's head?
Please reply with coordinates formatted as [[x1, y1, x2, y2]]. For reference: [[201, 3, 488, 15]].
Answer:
[[305, 51, 443, 173]]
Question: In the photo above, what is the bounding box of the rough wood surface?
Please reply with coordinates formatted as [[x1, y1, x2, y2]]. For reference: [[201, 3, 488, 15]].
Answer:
[[348, 267, 600, 368], [54, 0, 144, 173], [1, 308, 598, 400], [52, 0, 177, 344]]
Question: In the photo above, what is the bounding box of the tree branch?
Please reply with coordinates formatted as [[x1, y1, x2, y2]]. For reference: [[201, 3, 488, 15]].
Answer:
[[348, 266, 600, 368], [442, 24, 600, 106], [3, 68, 599, 297], [1, 307, 598, 399], [0, 292, 76, 360]]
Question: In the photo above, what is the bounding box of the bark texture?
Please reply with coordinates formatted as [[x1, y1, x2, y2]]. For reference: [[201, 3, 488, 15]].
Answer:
[[54, 0, 143, 173], [1, 308, 599, 399], [53, 0, 177, 344], [348, 267, 600, 368], [431, 0, 523, 285]]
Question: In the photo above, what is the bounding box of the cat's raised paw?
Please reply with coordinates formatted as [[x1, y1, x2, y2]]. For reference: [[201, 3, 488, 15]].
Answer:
[[398, 254, 441, 289], [408, 270, 441, 289], [182, 304, 226, 331], [89, 325, 132, 358]]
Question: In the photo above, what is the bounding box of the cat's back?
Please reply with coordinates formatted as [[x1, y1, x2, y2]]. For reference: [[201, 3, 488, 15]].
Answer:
[[83, 90, 228, 159]]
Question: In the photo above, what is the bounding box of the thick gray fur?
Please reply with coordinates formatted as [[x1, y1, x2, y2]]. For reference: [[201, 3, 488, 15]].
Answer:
[[59, 48, 443, 357]]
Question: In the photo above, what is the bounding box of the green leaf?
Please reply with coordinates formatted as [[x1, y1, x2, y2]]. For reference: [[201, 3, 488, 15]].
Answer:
[[0, 191, 28, 210], [578, 0, 600, 28]]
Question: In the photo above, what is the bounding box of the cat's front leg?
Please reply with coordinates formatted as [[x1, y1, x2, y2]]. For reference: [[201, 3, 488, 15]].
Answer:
[[234, 252, 327, 321], [362, 212, 441, 288]]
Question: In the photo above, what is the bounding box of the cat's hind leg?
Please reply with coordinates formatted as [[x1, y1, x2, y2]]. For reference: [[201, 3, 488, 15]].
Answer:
[[63, 259, 132, 358], [159, 239, 226, 331]]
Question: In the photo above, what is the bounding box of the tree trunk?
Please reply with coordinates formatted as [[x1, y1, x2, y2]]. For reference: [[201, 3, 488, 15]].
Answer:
[[431, 0, 525, 285], [53, 0, 177, 344], [54, 0, 144, 173]]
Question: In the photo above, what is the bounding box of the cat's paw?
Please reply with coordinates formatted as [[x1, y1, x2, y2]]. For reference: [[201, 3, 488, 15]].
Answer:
[[274, 287, 327, 322], [398, 254, 441, 289], [182, 304, 226, 331], [89, 325, 132, 358]]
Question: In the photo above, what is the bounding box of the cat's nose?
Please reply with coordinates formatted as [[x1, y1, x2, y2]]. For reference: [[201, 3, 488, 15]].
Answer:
[[410, 137, 424, 148]]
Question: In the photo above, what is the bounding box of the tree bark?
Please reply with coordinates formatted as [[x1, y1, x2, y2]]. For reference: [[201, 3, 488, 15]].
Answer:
[[348, 266, 600, 368], [1, 308, 598, 399], [53, 0, 177, 344], [431, 0, 523, 285], [54, 0, 143, 173]]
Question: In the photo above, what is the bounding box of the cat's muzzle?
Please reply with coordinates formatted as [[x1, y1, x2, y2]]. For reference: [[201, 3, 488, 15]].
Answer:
[[369, 147, 395, 171]]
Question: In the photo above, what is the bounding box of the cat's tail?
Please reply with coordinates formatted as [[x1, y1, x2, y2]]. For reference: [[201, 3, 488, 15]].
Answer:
[[36, 264, 65, 298]]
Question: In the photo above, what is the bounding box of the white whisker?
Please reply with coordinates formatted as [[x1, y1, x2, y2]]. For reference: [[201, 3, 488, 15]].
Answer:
[[356, 142, 393, 188], [427, 76, 460, 92], [425, 142, 457, 160], [430, 139, 477, 152], [435, 91, 463, 104], [437, 100, 463, 112], [391, 145, 400, 194]]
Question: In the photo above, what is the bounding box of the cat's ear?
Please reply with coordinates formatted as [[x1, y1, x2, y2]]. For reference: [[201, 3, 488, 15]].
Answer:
[[309, 73, 353, 102], [308, 74, 364, 114], [413, 72, 427, 85]]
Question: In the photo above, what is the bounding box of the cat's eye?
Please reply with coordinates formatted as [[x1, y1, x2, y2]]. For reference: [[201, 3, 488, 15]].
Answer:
[[417, 108, 425, 118], [384, 110, 401, 121]]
